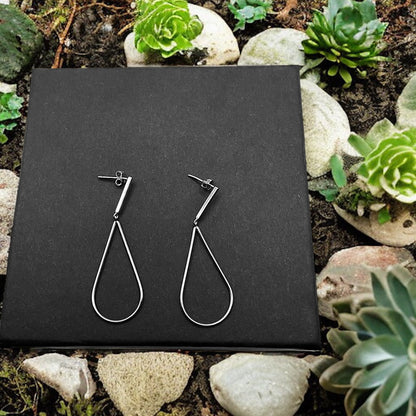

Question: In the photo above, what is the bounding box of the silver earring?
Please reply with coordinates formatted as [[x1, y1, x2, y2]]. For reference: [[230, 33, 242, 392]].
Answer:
[[91, 171, 144, 323], [180, 174, 234, 327]]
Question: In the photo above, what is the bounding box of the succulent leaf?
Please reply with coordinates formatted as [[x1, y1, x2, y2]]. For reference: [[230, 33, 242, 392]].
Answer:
[[302, 0, 388, 87], [327, 328, 361, 356], [320, 266, 416, 415], [134, 0, 203, 58]]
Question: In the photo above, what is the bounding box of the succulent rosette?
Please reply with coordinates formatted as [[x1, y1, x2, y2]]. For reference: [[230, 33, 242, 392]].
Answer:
[[134, 0, 203, 59], [302, 0, 388, 87], [357, 129, 416, 204], [320, 266, 416, 416]]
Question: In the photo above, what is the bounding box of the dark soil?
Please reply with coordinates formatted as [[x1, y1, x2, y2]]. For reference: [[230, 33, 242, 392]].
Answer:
[[1, 0, 416, 415]]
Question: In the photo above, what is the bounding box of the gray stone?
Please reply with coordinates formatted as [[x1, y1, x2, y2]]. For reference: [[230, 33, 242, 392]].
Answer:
[[334, 204, 416, 247], [238, 28, 308, 66], [124, 4, 239, 67], [98, 352, 194, 416], [0, 170, 19, 274], [317, 245, 416, 320], [396, 72, 416, 129], [301, 80, 357, 177], [210, 353, 310, 416], [22, 353, 96, 402]]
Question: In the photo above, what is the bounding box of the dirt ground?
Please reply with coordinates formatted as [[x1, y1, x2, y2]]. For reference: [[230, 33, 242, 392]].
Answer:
[[1, 0, 416, 414]]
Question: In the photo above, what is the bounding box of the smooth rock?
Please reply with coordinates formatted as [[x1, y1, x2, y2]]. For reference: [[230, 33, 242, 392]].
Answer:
[[22, 353, 96, 402], [300, 80, 356, 177], [98, 352, 193, 416], [0, 170, 19, 274], [210, 353, 310, 416], [396, 72, 416, 129], [0, 169, 18, 236], [317, 245, 416, 320], [238, 28, 308, 66], [0, 82, 16, 93], [124, 4, 239, 66], [335, 204, 416, 247]]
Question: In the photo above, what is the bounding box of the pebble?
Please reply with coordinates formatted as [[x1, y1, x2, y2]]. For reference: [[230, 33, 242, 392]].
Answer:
[[396, 72, 416, 129], [0, 81, 16, 93], [334, 204, 416, 247], [301, 79, 357, 177], [238, 28, 308, 66], [22, 353, 96, 402], [98, 352, 193, 416], [317, 245, 416, 319], [210, 353, 310, 416], [0, 169, 19, 275], [124, 4, 239, 66]]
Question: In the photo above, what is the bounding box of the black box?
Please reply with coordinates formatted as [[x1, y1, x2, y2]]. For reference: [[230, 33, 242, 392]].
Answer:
[[0, 66, 320, 351]]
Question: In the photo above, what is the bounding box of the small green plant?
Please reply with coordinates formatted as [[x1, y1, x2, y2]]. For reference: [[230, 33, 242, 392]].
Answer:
[[311, 153, 391, 224], [320, 266, 416, 416], [302, 0, 389, 87], [228, 0, 273, 31], [134, 0, 203, 59], [0, 91, 24, 144], [0, 361, 41, 414], [56, 397, 109, 416], [318, 154, 347, 202], [349, 126, 416, 204]]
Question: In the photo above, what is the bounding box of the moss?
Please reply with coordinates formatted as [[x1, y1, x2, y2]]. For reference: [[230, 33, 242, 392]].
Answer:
[[335, 184, 379, 217], [55, 397, 110, 416], [0, 360, 40, 414]]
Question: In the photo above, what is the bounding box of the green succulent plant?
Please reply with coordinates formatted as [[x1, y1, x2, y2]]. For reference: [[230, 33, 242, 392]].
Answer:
[[228, 0, 272, 31], [134, 0, 203, 59], [349, 126, 416, 204], [320, 266, 416, 416], [302, 0, 389, 87], [0, 91, 24, 144]]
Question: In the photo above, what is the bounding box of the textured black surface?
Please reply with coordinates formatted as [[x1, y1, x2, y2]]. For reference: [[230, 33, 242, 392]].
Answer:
[[0, 66, 320, 350]]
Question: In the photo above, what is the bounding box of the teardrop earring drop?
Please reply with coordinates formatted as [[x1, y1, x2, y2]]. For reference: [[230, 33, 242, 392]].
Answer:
[[91, 170, 144, 323], [180, 174, 234, 327]]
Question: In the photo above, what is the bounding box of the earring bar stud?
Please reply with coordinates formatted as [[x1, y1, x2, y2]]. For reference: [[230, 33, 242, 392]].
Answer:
[[188, 174, 218, 225]]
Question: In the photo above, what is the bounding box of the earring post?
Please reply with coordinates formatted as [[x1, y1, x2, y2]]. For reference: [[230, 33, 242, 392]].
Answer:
[[188, 174, 215, 189]]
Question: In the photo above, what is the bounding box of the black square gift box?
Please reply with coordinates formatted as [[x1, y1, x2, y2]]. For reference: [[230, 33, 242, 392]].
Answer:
[[0, 66, 320, 351]]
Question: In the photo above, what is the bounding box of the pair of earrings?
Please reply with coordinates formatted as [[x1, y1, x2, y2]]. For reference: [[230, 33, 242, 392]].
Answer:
[[91, 171, 234, 327]]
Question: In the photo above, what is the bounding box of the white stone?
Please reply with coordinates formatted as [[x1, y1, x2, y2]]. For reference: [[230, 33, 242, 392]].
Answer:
[[124, 4, 239, 67], [22, 353, 96, 402], [98, 352, 194, 416], [238, 28, 308, 66], [301, 79, 356, 177], [210, 353, 310, 416], [334, 204, 416, 247], [0, 170, 19, 274], [396, 72, 416, 129], [0, 82, 16, 93]]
